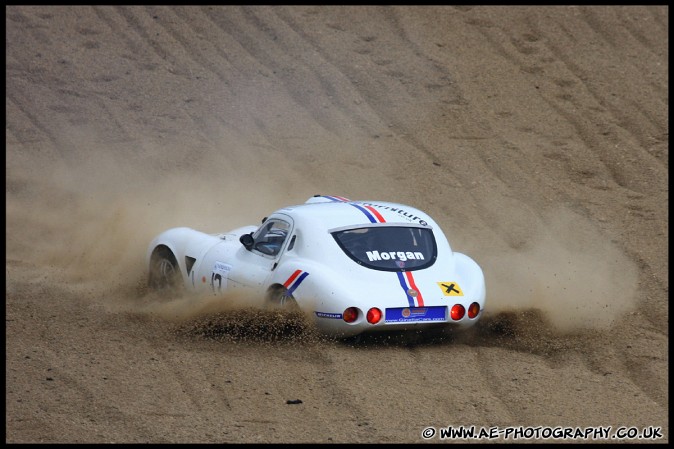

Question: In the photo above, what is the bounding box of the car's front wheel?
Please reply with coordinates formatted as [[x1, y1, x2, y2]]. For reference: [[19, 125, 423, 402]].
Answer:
[[148, 247, 181, 294], [266, 284, 299, 312]]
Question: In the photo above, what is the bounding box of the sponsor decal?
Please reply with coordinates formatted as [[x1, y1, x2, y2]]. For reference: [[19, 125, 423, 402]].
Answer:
[[211, 261, 232, 293], [366, 250, 425, 262], [438, 282, 463, 296], [314, 311, 342, 319], [323, 198, 429, 226], [362, 202, 429, 226], [386, 306, 447, 323], [283, 269, 310, 296], [396, 271, 425, 307], [213, 261, 232, 277], [410, 308, 428, 316]]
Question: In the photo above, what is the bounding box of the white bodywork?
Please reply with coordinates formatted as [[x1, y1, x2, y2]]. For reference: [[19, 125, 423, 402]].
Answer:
[[146, 195, 486, 338]]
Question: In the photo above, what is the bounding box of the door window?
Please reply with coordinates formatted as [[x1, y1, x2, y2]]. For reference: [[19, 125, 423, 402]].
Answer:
[[252, 219, 291, 257]]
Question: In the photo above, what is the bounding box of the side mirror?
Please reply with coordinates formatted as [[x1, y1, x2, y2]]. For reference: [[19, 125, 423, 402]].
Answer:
[[239, 233, 254, 250]]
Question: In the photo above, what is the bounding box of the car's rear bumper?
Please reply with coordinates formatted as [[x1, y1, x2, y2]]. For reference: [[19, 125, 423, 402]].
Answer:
[[313, 308, 483, 338]]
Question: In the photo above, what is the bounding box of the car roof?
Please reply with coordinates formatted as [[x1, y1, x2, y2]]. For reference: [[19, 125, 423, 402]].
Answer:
[[273, 195, 437, 231]]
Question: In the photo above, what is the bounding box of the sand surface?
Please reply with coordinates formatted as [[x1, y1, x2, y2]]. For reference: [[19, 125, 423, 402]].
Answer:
[[6, 6, 668, 443]]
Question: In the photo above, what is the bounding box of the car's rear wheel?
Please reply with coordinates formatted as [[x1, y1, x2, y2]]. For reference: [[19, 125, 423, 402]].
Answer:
[[266, 284, 299, 312], [148, 247, 181, 294]]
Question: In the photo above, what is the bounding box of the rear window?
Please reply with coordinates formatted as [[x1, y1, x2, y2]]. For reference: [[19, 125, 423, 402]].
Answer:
[[331, 226, 437, 271]]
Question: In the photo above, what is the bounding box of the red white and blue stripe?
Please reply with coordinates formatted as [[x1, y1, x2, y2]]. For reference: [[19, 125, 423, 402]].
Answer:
[[321, 195, 387, 224], [396, 271, 425, 307], [350, 203, 386, 224], [320, 195, 351, 202], [283, 269, 309, 296]]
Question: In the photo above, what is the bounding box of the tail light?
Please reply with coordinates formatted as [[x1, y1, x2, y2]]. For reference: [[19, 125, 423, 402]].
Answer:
[[343, 307, 359, 323], [366, 307, 382, 324], [450, 304, 465, 321], [467, 302, 480, 319]]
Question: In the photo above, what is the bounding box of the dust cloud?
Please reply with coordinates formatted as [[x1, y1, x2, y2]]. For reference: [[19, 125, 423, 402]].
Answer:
[[7, 134, 638, 335], [5, 130, 318, 306], [480, 207, 639, 332]]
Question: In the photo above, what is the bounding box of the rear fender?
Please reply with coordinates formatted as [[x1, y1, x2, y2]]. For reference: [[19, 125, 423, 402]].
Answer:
[[453, 252, 486, 306]]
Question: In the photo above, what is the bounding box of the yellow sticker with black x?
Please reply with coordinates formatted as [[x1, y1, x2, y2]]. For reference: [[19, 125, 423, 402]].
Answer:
[[437, 282, 463, 296]]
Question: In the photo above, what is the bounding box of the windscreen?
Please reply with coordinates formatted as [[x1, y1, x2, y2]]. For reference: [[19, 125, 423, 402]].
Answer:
[[331, 226, 437, 271]]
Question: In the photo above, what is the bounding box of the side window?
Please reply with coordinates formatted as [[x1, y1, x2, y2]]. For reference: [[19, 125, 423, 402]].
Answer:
[[287, 235, 296, 251], [252, 219, 290, 257]]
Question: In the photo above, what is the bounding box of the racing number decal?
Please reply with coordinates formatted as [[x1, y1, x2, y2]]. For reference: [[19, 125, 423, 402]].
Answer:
[[211, 261, 232, 294], [211, 273, 222, 292], [438, 282, 463, 296]]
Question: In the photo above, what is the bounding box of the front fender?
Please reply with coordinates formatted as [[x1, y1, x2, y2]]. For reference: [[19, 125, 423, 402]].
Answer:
[[146, 227, 196, 271]]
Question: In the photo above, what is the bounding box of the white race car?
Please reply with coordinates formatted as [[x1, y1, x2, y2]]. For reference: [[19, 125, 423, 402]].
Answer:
[[147, 195, 486, 338]]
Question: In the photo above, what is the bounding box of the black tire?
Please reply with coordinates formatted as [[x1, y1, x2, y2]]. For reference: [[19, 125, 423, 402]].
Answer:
[[148, 247, 181, 294], [266, 284, 299, 312]]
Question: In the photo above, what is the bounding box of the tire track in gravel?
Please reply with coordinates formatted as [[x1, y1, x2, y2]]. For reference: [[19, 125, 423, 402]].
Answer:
[[119, 5, 241, 155], [271, 7, 391, 136], [467, 314, 668, 429], [440, 9, 667, 312], [201, 6, 343, 138], [457, 7, 659, 195], [526, 11, 668, 174], [460, 7, 666, 195], [276, 6, 464, 153], [5, 282, 162, 443], [139, 6, 238, 88], [267, 6, 506, 224], [5, 91, 65, 161], [166, 314, 374, 443]]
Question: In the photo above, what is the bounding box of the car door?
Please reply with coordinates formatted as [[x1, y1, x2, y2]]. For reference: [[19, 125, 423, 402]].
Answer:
[[199, 215, 294, 301], [229, 215, 294, 293]]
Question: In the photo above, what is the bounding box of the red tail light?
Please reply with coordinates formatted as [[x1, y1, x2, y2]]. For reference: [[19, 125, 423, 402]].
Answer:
[[343, 307, 359, 323], [467, 302, 480, 319], [366, 307, 382, 324], [450, 304, 465, 321]]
